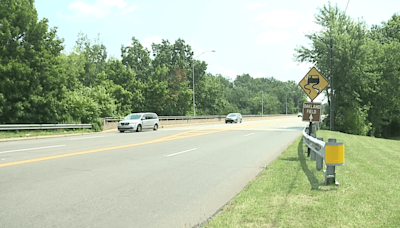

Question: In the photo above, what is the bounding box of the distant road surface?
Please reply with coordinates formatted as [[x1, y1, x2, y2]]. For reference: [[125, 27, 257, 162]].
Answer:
[[0, 117, 307, 228]]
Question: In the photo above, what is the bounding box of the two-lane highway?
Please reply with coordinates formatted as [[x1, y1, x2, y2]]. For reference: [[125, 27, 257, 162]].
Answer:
[[0, 117, 307, 228]]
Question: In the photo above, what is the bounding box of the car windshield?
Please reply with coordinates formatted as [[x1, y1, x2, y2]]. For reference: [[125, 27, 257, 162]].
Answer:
[[227, 113, 237, 117], [123, 114, 142, 120]]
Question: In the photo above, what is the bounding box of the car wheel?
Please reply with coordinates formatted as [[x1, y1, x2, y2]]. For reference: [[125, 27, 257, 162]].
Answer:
[[153, 124, 158, 131], [136, 124, 142, 132], [225, 121, 227, 124], [119, 130, 124, 133], [240, 119, 242, 123]]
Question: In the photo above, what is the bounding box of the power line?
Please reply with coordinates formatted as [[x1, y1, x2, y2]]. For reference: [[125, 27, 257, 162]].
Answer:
[[345, 0, 350, 14]]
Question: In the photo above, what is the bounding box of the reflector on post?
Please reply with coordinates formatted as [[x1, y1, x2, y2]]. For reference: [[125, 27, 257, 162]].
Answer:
[[325, 139, 345, 166]]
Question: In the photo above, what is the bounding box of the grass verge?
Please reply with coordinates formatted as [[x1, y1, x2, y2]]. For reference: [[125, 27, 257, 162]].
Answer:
[[205, 130, 400, 228], [0, 129, 94, 139]]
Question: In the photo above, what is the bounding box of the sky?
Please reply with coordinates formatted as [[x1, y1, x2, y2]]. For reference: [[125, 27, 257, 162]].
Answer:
[[34, 0, 400, 103]]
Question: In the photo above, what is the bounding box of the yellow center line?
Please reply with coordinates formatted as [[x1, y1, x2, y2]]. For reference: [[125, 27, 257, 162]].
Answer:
[[0, 119, 289, 168]]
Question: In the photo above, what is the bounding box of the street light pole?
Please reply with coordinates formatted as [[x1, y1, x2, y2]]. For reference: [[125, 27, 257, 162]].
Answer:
[[286, 94, 287, 115], [297, 97, 300, 113], [261, 80, 264, 116], [286, 90, 295, 115], [192, 50, 215, 117], [262, 90, 263, 116]]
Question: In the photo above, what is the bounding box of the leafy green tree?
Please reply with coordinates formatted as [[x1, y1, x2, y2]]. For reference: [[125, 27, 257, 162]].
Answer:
[[104, 58, 144, 114], [0, 0, 65, 123], [248, 93, 280, 115], [368, 15, 400, 137], [162, 66, 192, 115], [371, 14, 400, 43], [295, 3, 372, 135], [89, 84, 117, 118], [142, 77, 168, 115], [149, 38, 195, 115], [151, 38, 193, 75], [60, 89, 100, 124], [191, 59, 208, 90], [195, 73, 229, 115], [121, 37, 151, 82], [58, 53, 85, 90], [74, 32, 107, 87]]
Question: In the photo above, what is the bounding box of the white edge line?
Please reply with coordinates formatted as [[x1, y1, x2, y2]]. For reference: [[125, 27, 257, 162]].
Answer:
[[69, 136, 104, 140], [0, 145, 66, 154], [166, 148, 198, 157], [244, 133, 255, 137]]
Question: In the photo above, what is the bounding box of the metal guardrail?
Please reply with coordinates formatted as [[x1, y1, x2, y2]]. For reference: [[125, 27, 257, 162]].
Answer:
[[104, 115, 224, 122], [0, 124, 92, 131], [303, 127, 325, 159], [0, 114, 289, 131], [302, 127, 345, 185], [104, 114, 286, 122]]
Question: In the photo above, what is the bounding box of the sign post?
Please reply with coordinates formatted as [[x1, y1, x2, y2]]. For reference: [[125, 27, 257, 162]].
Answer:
[[298, 67, 329, 157], [302, 102, 322, 157]]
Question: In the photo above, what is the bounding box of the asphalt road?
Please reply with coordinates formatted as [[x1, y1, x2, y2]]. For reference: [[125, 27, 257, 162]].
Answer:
[[0, 117, 307, 228]]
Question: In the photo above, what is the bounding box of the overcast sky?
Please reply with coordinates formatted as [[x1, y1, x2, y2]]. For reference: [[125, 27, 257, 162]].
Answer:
[[35, 0, 400, 102]]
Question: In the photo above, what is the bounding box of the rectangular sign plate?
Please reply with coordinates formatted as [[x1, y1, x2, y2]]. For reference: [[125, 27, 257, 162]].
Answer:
[[302, 102, 321, 122]]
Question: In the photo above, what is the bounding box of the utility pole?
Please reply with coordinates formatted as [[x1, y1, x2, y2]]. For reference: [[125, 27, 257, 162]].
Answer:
[[192, 50, 215, 117], [262, 80, 264, 116], [330, 38, 334, 131], [286, 93, 287, 115], [262, 89, 264, 116]]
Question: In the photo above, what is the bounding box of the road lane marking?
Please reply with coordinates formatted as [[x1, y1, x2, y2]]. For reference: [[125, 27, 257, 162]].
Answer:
[[69, 136, 104, 140], [165, 148, 198, 157], [0, 145, 66, 154], [0, 119, 292, 168], [244, 133, 255, 137]]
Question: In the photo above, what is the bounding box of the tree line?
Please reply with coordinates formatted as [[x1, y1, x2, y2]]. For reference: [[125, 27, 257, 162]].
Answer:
[[295, 3, 400, 137], [0, 0, 304, 131], [2, 1, 399, 138]]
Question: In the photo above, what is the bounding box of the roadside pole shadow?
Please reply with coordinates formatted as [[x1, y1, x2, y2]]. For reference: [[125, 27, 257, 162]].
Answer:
[[298, 138, 320, 190]]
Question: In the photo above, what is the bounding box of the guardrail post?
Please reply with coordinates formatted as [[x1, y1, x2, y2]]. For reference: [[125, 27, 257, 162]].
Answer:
[[307, 122, 312, 157], [325, 165, 336, 185], [316, 154, 323, 171]]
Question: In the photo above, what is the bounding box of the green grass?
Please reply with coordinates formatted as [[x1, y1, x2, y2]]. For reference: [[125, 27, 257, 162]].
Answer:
[[0, 129, 95, 139], [205, 130, 400, 228]]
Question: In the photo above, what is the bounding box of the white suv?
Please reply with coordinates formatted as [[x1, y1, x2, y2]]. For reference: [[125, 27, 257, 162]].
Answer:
[[118, 113, 159, 133]]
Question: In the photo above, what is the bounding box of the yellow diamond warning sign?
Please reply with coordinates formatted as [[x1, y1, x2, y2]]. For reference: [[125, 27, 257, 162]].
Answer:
[[299, 67, 329, 101]]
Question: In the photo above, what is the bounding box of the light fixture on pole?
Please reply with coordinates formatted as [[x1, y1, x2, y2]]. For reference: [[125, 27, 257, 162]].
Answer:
[[192, 50, 215, 117]]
